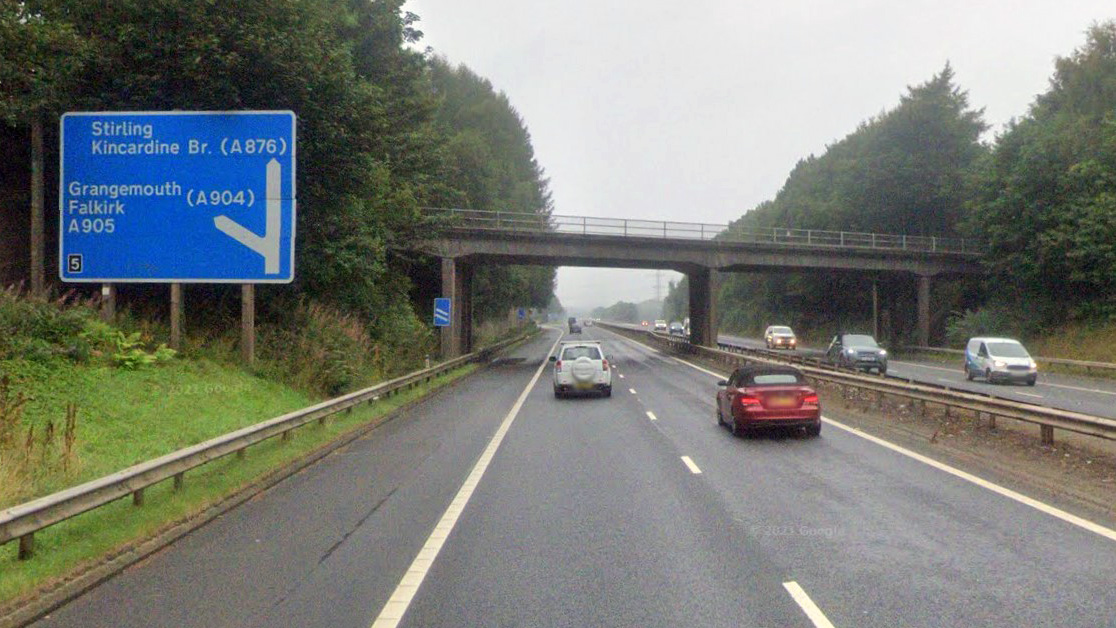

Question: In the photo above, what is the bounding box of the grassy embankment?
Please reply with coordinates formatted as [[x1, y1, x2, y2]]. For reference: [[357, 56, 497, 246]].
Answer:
[[0, 289, 480, 606]]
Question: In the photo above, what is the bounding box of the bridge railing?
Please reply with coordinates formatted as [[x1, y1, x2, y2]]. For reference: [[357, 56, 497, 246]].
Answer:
[[422, 208, 976, 254]]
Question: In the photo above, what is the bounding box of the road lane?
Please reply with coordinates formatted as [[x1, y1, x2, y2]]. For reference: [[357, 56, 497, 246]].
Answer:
[[31, 330, 566, 628], [595, 325, 1116, 627], [394, 327, 811, 628]]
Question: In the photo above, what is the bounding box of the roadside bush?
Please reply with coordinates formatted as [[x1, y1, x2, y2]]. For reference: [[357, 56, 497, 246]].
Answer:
[[258, 301, 378, 397], [944, 306, 1039, 346]]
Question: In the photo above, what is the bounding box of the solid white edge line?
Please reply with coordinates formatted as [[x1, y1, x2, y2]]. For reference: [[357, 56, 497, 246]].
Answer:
[[680, 455, 702, 474], [604, 326, 1116, 545], [783, 581, 836, 628], [369, 331, 564, 628], [823, 415, 1116, 543], [646, 411, 657, 421]]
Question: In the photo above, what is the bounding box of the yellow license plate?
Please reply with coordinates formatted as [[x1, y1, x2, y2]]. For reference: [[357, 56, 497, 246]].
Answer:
[[576, 382, 594, 390], [768, 396, 796, 408]]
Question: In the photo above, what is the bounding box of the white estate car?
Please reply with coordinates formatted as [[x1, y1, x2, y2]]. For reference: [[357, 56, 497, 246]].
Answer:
[[551, 341, 612, 398]]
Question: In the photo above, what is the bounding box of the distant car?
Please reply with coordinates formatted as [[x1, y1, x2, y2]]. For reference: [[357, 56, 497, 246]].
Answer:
[[583, 319, 593, 327], [716, 364, 821, 436], [654, 320, 668, 332], [569, 322, 582, 334], [964, 337, 1037, 385], [764, 325, 797, 350], [826, 332, 887, 374], [551, 341, 612, 398], [641, 321, 649, 327], [668, 321, 686, 336]]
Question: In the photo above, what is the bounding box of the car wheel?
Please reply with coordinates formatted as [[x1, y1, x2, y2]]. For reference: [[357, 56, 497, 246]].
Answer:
[[1027, 377, 1036, 387], [730, 417, 745, 438], [879, 367, 887, 376], [965, 366, 974, 381], [805, 422, 821, 437], [985, 368, 993, 383], [603, 386, 612, 397], [716, 406, 726, 427], [553, 388, 563, 399]]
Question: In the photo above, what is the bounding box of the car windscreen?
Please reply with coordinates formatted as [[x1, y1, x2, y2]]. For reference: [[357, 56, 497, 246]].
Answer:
[[987, 342, 1029, 358], [844, 335, 878, 347], [749, 373, 803, 386], [772, 327, 793, 334], [562, 346, 601, 360]]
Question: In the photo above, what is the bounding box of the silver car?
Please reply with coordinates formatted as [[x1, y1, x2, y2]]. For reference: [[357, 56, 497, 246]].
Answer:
[[964, 337, 1037, 385], [764, 325, 797, 350]]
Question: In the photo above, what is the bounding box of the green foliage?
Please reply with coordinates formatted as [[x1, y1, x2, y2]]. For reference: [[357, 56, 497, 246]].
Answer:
[[2, 1, 555, 364], [591, 301, 640, 323], [719, 65, 988, 342], [661, 278, 689, 322], [964, 22, 1116, 320], [944, 307, 1038, 347], [428, 59, 556, 319]]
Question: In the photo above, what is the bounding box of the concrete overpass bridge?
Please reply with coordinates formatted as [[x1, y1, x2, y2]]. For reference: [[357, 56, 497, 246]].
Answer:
[[416, 209, 983, 357]]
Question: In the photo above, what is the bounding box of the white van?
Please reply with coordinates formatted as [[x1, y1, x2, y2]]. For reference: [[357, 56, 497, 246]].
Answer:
[[964, 337, 1037, 386]]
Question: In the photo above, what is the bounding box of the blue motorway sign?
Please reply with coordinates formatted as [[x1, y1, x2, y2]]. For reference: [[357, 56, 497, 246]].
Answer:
[[434, 298, 451, 327], [59, 111, 296, 283]]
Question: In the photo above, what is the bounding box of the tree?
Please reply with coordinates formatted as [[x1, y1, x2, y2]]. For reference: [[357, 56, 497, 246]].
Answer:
[[965, 21, 1116, 320], [718, 65, 987, 340]]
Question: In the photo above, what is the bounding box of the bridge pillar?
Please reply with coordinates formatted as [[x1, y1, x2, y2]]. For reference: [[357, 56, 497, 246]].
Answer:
[[688, 267, 716, 348], [917, 274, 931, 347], [440, 258, 473, 359]]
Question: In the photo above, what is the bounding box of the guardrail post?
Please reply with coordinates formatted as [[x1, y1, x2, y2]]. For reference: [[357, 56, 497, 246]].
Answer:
[[133, 488, 145, 507], [840, 232, 845, 246], [931, 236, 937, 252], [1041, 424, 1054, 445], [237, 448, 246, 460], [18, 534, 34, 560], [872, 233, 877, 248], [173, 472, 184, 491], [282, 430, 292, 442]]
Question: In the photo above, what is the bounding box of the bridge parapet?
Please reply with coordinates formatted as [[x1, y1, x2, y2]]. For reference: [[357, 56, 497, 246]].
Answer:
[[422, 207, 979, 256]]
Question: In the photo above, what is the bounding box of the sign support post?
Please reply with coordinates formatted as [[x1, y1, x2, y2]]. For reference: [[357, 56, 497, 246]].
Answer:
[[30, 117, 45, 297], [170, 283, 183, 350], [100, 283, 115, 321], [241, 284, 255, 366]]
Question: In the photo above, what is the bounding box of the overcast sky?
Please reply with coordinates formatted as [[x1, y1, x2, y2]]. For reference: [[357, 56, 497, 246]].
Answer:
[[406, 0, 1114, 312]]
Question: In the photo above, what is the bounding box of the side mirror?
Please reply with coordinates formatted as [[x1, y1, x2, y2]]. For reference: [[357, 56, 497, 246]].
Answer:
[[716, 380, 729, 386], [548, 355, 557, 362]]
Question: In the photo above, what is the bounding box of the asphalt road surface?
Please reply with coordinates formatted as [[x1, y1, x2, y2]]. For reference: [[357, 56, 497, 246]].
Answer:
[[32, 326, 1116, 627], [718, 332, 1116, 420]]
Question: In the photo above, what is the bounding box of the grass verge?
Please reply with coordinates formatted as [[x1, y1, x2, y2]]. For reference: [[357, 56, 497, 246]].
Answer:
[[0, 363, 477, 608]]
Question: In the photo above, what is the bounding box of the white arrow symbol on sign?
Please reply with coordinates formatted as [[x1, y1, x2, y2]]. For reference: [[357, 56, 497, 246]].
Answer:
[[214, 158, 281, 274]]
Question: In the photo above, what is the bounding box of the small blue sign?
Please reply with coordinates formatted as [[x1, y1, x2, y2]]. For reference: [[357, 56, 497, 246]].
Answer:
[[517, 307, 526, 321], [434, 298, 451, 327], [59, 111, 296, 283]]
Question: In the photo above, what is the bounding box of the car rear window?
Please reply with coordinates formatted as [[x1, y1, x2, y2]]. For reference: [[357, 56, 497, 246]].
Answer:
[[751, 374, 801, 385], [772, 327, 793, 334], [562, 346, 601, 360]]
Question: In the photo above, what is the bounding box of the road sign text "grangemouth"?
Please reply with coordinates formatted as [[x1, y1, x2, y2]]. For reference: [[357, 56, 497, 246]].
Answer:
[[59, 111, 297, 283]]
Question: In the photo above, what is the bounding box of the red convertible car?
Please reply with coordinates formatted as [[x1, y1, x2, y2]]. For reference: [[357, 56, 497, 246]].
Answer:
[[716, 364, 821, 437]]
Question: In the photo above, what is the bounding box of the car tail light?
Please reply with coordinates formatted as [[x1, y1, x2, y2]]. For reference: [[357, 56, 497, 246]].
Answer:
[[602, 359, 609, 370], [734, 394, 761, 408], [802, 393, 819, 405], [555, 360, 562, 372]]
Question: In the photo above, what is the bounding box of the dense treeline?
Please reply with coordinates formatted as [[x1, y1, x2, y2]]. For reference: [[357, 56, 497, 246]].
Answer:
[[718, 22, 1116, 344], [427, 59, 556, 320], [0, 0, 553, 361], [718, 64, 986, 342], [964, 23, 1116, 324]]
